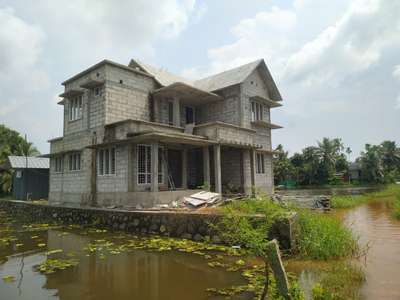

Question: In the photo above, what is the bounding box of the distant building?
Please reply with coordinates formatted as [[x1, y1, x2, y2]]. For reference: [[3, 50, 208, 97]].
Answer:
[[48, 58, 283, 208], [4, 156, 49, 200], [349, 162, 362, 182]]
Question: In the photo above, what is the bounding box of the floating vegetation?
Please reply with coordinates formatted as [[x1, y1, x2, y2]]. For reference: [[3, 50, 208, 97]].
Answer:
[[0, 236, 18, 245], [35, 259, 79, 275], [37, 243, 46, 247], [46, 249, 63, 256], [2, 275, 15, 282]]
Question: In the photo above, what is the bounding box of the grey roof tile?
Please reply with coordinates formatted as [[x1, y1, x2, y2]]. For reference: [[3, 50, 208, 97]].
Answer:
[[194, 59, 263, 92]]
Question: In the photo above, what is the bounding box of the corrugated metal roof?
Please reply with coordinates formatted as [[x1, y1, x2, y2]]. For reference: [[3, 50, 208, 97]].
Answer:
[[8, 156, 49, 169]]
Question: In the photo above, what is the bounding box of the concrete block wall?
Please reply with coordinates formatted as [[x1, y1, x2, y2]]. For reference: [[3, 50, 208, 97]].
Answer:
[[49, 148, 92, 206], [240, 67, 273, 130], [221, 148, 242, 191], [63, 65, 107, 136], [253, 129, 272, 150], [97, 145, 129, 193], [197, 85, 241, 126], [104, 64, 155, 125]]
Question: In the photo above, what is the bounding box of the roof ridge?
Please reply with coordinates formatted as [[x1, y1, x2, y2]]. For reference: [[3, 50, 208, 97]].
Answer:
[[195, 59, 263, 82]]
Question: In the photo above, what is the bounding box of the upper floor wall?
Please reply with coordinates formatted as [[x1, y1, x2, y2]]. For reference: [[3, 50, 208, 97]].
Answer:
[[60, 61, 156, 137]]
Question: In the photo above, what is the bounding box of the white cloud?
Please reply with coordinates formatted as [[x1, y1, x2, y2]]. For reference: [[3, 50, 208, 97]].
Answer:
[[393, 65, 400, 81], [0, 7, 48, 116], [0, 0, 200, 152], [181, 6, 296, 79], [182, 0, 400, 157], [285, 0, 400, 87]]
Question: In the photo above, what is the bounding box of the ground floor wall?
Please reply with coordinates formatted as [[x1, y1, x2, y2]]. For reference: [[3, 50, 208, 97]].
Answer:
[[49, 189, 203, 209], [49, 141, 274, 208]]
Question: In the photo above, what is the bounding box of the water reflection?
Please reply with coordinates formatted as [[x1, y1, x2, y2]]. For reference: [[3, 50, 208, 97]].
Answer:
[[344, 201, 400, 300], [0, 228, 244, 300]]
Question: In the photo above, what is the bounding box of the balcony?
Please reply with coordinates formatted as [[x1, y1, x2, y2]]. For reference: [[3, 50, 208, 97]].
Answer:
[[194, 121, 262, 148]]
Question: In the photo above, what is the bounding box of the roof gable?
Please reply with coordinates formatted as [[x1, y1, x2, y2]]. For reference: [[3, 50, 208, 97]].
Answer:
[[193, 59, 262, 92]]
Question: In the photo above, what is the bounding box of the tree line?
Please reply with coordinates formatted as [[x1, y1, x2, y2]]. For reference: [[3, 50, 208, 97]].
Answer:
[[0, 124, 39, 194], [273, 138, 400, 186]]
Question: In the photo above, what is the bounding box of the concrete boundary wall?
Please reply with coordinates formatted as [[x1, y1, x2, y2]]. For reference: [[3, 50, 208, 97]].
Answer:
[[0, 200, 297, 250]]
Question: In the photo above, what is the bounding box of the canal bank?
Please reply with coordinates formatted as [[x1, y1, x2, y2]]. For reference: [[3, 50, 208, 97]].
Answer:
[[288, 185, 400, 300], [0, 200, 297, 250]]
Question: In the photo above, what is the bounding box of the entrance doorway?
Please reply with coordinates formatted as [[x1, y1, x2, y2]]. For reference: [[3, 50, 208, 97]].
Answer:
[[167, 149, 182, 188]]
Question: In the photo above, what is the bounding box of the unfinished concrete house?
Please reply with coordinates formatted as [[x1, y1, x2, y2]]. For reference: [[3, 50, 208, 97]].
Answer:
[[48, 58, 282, 207]]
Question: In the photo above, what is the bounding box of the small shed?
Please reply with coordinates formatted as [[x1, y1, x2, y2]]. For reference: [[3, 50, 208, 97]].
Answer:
[[5, 156, 49, 200]]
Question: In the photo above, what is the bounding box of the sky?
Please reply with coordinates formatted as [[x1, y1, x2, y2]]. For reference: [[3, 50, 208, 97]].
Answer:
[[0, 0, 399, 160]]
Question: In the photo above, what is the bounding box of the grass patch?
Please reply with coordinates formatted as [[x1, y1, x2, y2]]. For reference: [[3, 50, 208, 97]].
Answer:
[[331, 195, 369, 209], [296, 211, 359, 260], [392, 189, 400, 219], [311, 262, 365, 300], [216, 197, 359, 260], [331, 184, 400, 209], [215, 198, 286, 256]]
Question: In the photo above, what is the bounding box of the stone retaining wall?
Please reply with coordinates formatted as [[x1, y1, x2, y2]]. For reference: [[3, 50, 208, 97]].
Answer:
[[0, 200, 297, 250]]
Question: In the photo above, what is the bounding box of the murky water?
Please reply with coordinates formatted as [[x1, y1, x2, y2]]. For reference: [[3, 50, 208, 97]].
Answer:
[[291, 198, 400, 300], [343, 200, 400, 300], [0, 213, 246, 300]]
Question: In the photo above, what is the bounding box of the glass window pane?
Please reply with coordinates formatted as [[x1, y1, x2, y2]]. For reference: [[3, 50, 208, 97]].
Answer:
[[111, 148, 116, 174]]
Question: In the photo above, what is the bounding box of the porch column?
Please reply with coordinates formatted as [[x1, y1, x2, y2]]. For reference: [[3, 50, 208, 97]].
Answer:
[[182, 147, 188, 189], [173, 97, 180, 127], [250, 148, 256, 196], [213, 144, 222, 194], [151, 142, 159, 192], [203, 146, 210, 188]]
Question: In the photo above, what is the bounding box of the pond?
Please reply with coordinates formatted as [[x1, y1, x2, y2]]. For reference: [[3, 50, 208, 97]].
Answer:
[[0, 210, 249, 300]]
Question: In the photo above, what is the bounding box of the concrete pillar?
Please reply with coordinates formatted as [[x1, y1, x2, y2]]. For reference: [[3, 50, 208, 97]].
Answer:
[[152, 97, 159, 122], [203, 146, 210, 188], [173, 97, 180, 127], [151, 142, 159, 192], [213, 144, 222, 194], [182, 147, 188, 189], [250, 148, 256, 196]]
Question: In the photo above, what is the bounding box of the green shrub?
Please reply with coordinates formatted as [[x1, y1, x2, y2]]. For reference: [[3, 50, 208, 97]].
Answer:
[[393, 190, 400, 219], [312, 262, 365, 300], [216, 198, 286, 256], [296, 211, 359, 260]]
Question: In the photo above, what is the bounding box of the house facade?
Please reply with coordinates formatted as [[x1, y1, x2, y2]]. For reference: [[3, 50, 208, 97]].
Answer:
[[48, 58, 282, 207]]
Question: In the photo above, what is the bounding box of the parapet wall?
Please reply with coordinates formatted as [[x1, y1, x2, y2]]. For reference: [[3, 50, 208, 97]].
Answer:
[[0, 200, 297, 250]]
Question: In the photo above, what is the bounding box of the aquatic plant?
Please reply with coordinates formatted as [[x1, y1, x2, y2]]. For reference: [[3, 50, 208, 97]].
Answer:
[[2, 275, 15, 282], [311, 262, 365, 300], [296, 211, 359, 260], [35, 258, 78, 274]]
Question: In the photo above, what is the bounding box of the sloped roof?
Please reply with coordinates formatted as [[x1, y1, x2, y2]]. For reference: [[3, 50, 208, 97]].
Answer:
[[129, 59, 193, 87], [129, 58, 282, 101], [194, 60, 262, 92], [7, 156, 49, 169]]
